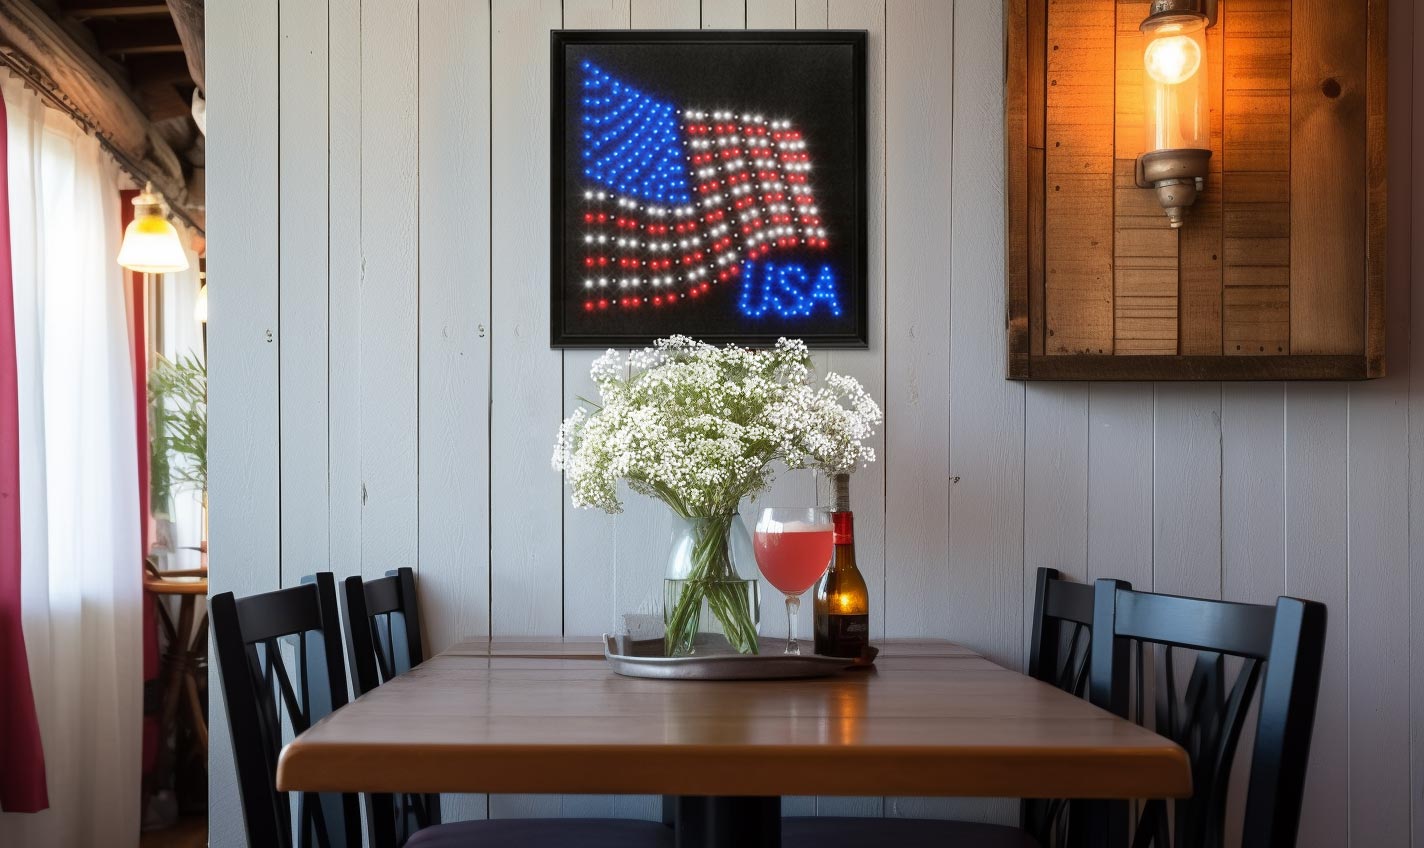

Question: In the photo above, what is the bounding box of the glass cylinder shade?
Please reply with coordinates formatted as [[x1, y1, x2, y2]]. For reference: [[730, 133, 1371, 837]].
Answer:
[[1141, 15, 1210, 153]]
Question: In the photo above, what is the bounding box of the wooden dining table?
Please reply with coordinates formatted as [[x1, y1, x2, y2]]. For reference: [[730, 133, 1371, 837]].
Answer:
[[278, 638, 1190, 847]]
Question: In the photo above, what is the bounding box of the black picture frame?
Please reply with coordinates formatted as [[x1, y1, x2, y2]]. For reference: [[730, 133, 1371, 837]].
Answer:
[[550, 29, 868, 348]]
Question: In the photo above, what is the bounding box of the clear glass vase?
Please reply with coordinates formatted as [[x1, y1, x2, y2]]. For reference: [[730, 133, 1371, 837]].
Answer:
[[663, 513, 761, 656]]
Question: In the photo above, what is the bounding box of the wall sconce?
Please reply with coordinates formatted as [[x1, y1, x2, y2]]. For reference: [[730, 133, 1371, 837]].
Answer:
[[1136, 0, 1217, 228], [117, 183, 190, 273]]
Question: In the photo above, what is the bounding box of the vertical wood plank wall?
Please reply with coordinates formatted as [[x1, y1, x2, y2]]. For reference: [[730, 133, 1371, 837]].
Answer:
[[208, 0, 1419, 845]]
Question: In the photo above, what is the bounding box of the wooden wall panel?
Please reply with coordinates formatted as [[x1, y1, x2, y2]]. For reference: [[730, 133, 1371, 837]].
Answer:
[[418, 0, 493, 671], [1346, 1, 1412, 831], [885, 0, 952, 641], [418, 0, 493, 823], [560, 0, 629, 643], [1152, 385, 1222, 599], [1010, 0, 1386, 378], [1113, 0, 1177, 355], [932, 0, 1026, 825], [1027, 0, 1046, 358], [884, 1, 954, 823], [1284, 385, 1349, 848], [360, 0, 420, 586], [1176, 0, 1224, 354], [747, 0, 795, 26], [489, 0, 564, 640], [1289, 0, 1367, 354], [277, 0, 331, 585], [1223, 0, 1289, 355], [1045, 0, 1115, 354], [207, 0, 281, 841], [1007, 0, 1031, 374], [487, 0, 567, 824], [1085, 383, 1153, 590]]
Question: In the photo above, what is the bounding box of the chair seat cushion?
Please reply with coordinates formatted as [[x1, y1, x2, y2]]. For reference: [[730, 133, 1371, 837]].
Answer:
[[405, 818, 674, 848], [782, 817, 1041, 848]]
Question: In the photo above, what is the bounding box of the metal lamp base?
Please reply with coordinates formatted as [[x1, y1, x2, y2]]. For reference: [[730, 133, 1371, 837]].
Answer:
[[1135, 148, 1212, 228]]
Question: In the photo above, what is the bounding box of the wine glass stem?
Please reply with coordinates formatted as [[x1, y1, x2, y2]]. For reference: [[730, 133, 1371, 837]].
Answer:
[[785, 594, 801, 655]]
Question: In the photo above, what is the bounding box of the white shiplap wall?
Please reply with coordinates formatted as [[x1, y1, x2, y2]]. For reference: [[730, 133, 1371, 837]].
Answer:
[[207, 0, 1421, 844]]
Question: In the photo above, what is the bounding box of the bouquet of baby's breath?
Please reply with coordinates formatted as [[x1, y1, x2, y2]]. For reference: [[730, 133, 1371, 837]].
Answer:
[[553, 336, 882, 655]]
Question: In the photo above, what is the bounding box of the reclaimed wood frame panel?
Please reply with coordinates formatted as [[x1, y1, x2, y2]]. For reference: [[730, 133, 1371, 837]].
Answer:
[[1005, 0, 1387, 380]]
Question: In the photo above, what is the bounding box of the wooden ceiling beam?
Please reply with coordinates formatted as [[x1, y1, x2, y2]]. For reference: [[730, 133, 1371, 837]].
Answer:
[[0, 0, 190, 216], [164, 0, 201, 92], [62, 1, 170, 19]]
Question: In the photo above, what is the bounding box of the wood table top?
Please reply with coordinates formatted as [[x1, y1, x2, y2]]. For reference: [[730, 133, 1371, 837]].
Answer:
[[277, 639, 1191, 799]]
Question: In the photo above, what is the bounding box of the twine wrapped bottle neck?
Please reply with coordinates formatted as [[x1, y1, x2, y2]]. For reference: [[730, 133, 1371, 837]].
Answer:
[[832, 473, 851, 513]]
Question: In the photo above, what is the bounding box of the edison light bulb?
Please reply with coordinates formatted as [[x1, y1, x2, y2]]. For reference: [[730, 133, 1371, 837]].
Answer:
[[1143, 33, 1202, 85]]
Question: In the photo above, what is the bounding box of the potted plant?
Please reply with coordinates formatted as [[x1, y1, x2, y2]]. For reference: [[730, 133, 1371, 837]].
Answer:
[[149, 353, 207, 552]]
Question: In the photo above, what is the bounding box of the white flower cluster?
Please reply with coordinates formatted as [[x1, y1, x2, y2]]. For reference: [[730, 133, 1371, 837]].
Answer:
[[553, 336, 883, 516]]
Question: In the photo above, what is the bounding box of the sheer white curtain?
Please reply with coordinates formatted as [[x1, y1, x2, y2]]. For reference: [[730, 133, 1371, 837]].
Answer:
[[0, 75, 143, 847]]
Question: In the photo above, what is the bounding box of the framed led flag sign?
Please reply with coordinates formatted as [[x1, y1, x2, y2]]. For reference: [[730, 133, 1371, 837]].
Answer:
[[550, 30, 868, 348]]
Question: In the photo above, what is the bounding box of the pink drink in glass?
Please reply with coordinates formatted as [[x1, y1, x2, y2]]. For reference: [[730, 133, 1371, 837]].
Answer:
[[754, 523, 834, 595]]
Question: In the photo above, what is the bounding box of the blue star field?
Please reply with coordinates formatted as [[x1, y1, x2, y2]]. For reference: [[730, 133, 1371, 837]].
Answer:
[[579, 61, 694, 205]]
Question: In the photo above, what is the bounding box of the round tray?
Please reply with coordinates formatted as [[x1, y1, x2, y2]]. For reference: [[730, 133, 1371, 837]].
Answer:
[[602, 634, 852, 680]]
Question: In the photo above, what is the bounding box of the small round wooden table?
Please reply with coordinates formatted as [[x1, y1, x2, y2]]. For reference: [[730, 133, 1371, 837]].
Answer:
[[144, 565, 209, 796]]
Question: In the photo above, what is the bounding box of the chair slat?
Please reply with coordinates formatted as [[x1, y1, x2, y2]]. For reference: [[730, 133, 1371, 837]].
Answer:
[[362, 574, 403, 616], [1114, 590, 1277, 660], [234, 584, 325, 644]]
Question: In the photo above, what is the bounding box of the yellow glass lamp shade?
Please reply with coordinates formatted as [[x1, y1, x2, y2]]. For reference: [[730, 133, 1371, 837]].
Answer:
[[195, 281, 208, 324], [117, 185, 189, 273]]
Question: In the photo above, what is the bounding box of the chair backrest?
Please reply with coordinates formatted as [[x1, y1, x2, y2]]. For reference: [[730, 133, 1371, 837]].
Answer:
[[1089, 580, 1327, 848], [211, 572, 360, 848], [1021, 567, 1102, 846], [340, 568, 438, 848], [340, 568, 425, 697], [1027, 566, 1097, 695]]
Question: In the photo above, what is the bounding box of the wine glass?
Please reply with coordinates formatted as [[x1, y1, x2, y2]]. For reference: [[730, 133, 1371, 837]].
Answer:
[[754, 507, 834, 655]]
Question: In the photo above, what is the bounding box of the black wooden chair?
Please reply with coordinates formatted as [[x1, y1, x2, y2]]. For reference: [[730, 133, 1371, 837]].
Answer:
[[782, 567, 1101, 848], [340, 569, 674, 848], [1087, 579, 1327, 848], [339, 569, 437, 847], [211, 572, 361, 848]]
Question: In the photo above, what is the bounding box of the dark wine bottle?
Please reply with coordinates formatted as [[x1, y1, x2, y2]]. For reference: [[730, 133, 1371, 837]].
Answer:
[[813, 473, 870, 658]]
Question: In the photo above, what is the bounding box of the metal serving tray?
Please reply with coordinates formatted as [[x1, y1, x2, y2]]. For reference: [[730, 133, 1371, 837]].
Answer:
[[602, 634, 853, 680]]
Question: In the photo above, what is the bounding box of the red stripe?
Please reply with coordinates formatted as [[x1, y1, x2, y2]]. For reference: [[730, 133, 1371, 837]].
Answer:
[[0, 88, 49, 814]]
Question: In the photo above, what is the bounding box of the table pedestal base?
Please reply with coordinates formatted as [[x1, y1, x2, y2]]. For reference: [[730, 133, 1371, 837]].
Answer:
[[669, 796, 781, 848]]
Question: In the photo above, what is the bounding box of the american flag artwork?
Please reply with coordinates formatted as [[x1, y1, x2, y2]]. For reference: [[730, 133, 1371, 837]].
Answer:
[[574, 60, 842, 320]]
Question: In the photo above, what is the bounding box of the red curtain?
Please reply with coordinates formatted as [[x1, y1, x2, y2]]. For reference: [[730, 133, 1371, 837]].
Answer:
[[0, 87, 49, 814]]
